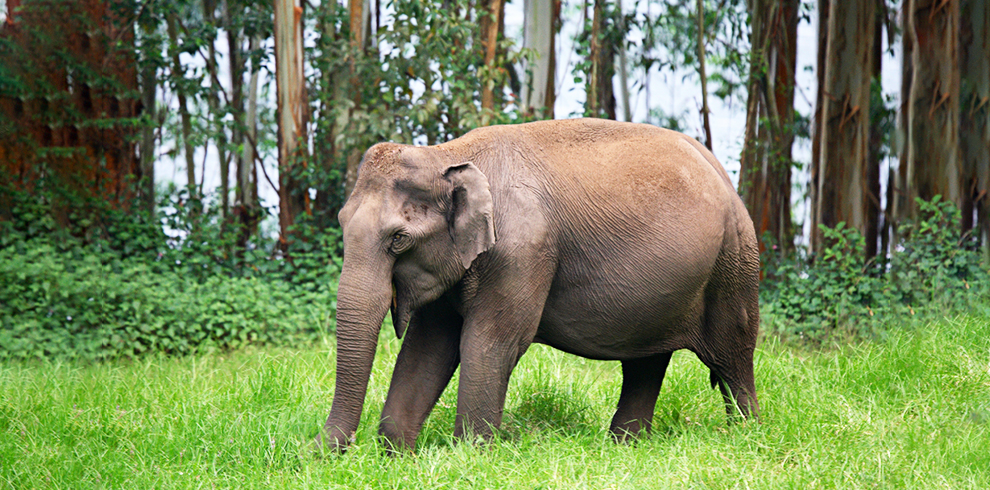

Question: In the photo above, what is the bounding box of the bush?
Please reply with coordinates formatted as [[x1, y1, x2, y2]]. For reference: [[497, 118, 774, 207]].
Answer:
[[0, 238, 336, 361], [762, 196, 989, 341]]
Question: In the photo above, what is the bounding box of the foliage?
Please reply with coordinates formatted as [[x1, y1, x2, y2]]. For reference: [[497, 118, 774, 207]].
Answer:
[[762, 197, 988, 341], [306, 0, 534, 224], [2, 311, 989, 487], [0, 236, 334, 362], [0, 183, 339, 362], [636, 0, 750, 103]]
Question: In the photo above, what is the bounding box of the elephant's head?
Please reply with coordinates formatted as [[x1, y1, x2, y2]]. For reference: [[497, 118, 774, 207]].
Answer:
[[321, 143, 496, 450]]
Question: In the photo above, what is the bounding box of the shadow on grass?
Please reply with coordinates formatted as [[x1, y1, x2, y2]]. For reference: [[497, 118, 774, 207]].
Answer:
[[500, 386, 599, 440]]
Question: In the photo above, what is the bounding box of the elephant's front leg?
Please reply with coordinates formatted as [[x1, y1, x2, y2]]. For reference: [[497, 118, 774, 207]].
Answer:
[[452, 284, 550, 442], [378, 301, 462, 451], [453, 328, 531, 441]]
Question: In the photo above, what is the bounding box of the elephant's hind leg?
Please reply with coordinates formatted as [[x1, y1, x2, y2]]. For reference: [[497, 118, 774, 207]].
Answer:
[[609, 352, 673, 441]]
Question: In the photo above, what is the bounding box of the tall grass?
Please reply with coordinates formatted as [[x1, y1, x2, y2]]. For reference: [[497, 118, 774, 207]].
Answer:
[[2, 313, 989, 489]]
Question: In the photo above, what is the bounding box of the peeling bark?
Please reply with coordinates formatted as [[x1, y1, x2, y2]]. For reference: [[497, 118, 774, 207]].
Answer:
[[275, 0, 309, 247], [815, 0, 876, 255], [903, 0, 961, 214], [739, 0, 798, 257], [959, 0, 989, 247]]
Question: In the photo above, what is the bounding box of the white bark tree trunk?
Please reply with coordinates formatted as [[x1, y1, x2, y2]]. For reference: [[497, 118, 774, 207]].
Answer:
[[522, 0, 555, 116], [275, 0, 308, 240]]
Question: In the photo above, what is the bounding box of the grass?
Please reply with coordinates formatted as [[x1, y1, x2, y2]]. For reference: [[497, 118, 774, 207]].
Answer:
[[2, 314, 989, 489]]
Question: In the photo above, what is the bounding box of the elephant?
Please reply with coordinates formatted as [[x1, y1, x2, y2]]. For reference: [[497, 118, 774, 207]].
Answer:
[[320, 118, 760, 452]]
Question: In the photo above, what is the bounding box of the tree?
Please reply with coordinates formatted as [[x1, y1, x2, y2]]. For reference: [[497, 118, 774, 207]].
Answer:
[[814, 0, 877, 256], [138, 16, 161, 214], [959, 0, 989, 246], [274, 0, 309, 247], [479, 0, 507, 114], [521, 0, 557, 117], [234, 9, 266, 248], [0, 0, 142, 217], [695, 0, 713, 150], [165, 11, 197, 199], [808, 0, 829, 245], [900, 0, 961, 216], [738, 0, 798, 256], [586, 0, 616, 119], [342, 0, 371, 198]]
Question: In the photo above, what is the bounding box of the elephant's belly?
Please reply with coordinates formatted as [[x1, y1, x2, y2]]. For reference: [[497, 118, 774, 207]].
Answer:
[[535, 272, 706, 361]]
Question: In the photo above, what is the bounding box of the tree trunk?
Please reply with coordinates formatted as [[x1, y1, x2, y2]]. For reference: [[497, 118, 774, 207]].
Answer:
[[342, 0, 371, 199], [696, 0, 713, 150], [891, 0, 914, 235], [809, 0, 829, 252], [616, 2, 631, 122], [739, 0, 798, 257], [236, 34, 262, 249], [480, 0, 506, 114], [903, 0, 961, 214], [166, 13, 197, 198], [870, 0, 886, 260], [138, 24, 157, 213], [202, 0, 228, 213], [275, 0, 309, 248], [587, 0, 615, 119], [521, 0, 556, 117], [224, 0, 243, 225], [959, 0, 989, 248], [815, 0, 876, 256]]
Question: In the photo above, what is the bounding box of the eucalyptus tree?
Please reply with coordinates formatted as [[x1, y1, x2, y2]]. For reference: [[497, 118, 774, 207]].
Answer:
[[897, 0, 962, 220], [814, 0, 877, 256], [274, 0, 308, 245], [739, 0, 798, 256], [521, 0, 557, 117], [959, 0, 989, 247]]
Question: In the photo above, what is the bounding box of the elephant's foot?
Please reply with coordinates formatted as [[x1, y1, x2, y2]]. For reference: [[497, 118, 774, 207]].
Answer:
[[313, 427, 353, 456], [609, 418, 652, 443]]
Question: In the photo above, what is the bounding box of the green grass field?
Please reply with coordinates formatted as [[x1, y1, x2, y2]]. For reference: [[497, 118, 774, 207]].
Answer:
[[2, 313, 989, 489]]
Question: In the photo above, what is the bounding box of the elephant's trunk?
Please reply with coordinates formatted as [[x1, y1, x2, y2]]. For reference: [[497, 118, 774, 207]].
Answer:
[[321, 256, 392, 451]]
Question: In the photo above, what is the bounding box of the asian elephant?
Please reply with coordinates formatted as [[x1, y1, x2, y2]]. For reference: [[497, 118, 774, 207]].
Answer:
[[320, 118, 760, 452]]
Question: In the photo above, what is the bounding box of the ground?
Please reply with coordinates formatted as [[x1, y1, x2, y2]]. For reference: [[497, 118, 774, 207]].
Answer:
[[2, 313, 989, 489]]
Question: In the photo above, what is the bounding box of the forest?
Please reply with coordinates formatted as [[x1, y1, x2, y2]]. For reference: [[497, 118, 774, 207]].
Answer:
[[0, 0, 988, 351]]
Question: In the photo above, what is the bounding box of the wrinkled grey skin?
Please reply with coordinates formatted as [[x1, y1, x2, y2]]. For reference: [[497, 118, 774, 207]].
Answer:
[[320, 118, 760, 452]]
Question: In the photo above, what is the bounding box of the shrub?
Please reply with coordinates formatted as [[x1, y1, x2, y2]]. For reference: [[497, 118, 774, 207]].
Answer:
[[762, 197, 988, 341], [0, 237, 336, 362]]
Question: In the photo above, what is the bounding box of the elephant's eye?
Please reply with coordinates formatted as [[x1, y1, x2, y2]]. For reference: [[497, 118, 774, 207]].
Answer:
[[390, 232, 408, 253]]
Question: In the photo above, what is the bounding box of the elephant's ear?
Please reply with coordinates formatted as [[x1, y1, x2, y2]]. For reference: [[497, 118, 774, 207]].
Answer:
[[443, 162, 496, 270]]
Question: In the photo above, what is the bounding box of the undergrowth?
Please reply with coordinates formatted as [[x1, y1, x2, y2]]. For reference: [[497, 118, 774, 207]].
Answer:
[[762, 196, 989, 342], [2, 189, 988, 361], [0, 185, 339, 361]]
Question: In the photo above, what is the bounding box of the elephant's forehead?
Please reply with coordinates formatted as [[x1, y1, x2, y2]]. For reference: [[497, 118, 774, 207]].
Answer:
[[361, 142, 406, 176]]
